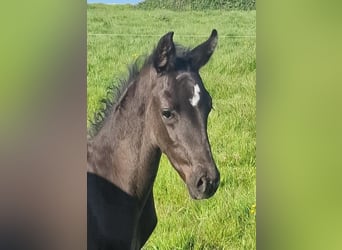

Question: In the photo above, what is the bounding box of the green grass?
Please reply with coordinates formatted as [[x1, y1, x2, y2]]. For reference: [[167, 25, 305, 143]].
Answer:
[[87, 4, 255, 249], [137, 0, 256, 11]]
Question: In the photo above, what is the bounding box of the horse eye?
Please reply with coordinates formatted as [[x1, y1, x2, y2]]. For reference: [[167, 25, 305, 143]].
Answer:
[[162, 110, 173, 119]]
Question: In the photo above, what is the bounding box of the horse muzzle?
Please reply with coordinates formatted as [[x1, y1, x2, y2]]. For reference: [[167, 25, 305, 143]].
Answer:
[[187, 168, 220, 200]]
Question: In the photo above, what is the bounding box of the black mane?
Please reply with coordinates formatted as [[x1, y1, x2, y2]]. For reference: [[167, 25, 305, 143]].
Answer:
[[88, 44, 191, 139]]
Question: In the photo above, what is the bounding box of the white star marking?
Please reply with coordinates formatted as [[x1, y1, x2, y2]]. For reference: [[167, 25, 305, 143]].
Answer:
[[190, 84, 201, 106]]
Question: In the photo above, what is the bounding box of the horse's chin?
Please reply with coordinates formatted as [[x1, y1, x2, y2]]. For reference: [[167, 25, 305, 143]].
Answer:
[[166, 159, 217, 200], [186, 184, 213, 200]]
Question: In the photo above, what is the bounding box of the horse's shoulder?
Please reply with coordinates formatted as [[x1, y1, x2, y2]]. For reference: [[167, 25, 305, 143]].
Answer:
[[87, 173, 138, 249]]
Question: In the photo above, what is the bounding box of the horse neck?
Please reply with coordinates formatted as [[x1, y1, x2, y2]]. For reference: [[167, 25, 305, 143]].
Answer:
[[88, 67, 161, 202]]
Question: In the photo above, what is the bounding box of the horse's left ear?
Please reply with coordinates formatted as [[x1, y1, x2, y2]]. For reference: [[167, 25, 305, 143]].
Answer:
[[153, 31, 175, 73], [189, 29, 218, 70]]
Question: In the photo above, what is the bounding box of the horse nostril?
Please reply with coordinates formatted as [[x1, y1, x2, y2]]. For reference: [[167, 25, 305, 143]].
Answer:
[[196, 176, 207, 193], [197, 177, 203, 188]]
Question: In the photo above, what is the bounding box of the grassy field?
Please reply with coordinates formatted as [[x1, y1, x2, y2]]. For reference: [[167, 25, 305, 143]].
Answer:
[[87, 4, 256, 249]]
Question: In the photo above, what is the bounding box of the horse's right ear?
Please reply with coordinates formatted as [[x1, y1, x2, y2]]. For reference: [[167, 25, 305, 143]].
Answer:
[[189, 29, 218, 70], [153, 31, 175, 73]]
